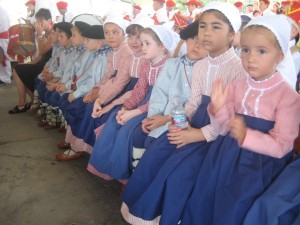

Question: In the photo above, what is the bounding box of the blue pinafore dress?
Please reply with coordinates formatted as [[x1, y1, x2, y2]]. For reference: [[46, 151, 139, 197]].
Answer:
[[181, 114, 293, 225], [88, 86, 153, 180], [78, 77, 139, 146], [243, 155, 300, 225], [122, 95, 213, 224], [63, 77, 138, 140]]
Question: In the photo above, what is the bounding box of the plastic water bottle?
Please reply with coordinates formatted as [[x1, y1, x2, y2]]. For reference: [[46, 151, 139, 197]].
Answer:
[[170, 97, 188, 130]]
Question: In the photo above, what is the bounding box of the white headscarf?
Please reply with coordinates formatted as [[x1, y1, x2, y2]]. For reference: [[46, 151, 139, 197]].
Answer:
[[104, 15, 128, 34], [149, 25, 180, 52], [130, 14, 154, 28], [202, 1, 241, 33], [245, 15, 297, 88]]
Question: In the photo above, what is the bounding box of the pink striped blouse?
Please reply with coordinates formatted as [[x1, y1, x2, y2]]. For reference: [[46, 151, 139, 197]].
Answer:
[[185, 47, 246, 142]]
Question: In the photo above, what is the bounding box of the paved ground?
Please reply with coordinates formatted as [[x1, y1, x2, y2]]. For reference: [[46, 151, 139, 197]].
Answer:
[[0, 82, 128, 225]]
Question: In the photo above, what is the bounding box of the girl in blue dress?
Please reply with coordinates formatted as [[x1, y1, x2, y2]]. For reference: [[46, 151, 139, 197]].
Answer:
[[88, 25, 179, 181], [181, 14, 300, 225], [121, 2, 245, 225]]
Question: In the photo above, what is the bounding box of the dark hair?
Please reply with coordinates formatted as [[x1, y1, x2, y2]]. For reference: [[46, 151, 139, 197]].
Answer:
[[199, 10, 234, 33], [58, 28, 72, 38], [35, 8, 52, 20], [252, 9, 260, 16], [126, 24, 144, 36]]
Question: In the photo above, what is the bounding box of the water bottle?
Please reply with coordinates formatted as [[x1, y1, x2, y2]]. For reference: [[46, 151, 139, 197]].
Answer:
[[170, 97, 188, 130]]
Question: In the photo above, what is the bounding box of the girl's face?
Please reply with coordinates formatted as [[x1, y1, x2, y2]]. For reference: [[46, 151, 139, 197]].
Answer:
[[71, 27, 86, 46], [140, 32, 166, 63], [186, 36, 208, 61], [104, 23, 125, 49], [127, 33, 142, 54], [198, 12, 235, 58], [58, 31, 72, 47], [85, 38, 103, 51], [240, 29, 284, 81]]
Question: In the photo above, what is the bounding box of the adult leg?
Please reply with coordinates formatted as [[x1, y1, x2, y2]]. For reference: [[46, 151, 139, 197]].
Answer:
[[12, 69, 27, 107]]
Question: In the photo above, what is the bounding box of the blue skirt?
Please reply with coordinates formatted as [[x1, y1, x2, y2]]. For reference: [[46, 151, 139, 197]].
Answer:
[[45, 90, 61, 107], [77, 77, 139, 146], [89, 86, 153, 180], [181, 115, 293, 225], [122, 95, 212, 224], [61, 96, 86, 132], [36, 81, 47, 103], [243, 156, 300, 225]]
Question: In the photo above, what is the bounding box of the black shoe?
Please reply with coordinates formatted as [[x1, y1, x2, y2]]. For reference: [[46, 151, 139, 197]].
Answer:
[[8, 105, 28, 114]]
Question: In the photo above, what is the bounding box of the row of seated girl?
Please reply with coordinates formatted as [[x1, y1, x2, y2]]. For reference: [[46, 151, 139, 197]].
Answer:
[[32, 2, 300, 225]]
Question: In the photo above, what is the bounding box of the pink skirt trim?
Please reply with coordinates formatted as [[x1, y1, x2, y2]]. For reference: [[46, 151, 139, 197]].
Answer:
[[120, 203, 160, 225], [87, 164, 128, 185]]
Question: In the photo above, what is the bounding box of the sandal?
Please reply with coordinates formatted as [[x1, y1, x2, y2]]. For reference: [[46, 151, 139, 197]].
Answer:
[[55, 148, 83, 161], [8, 104, 29, 114], [56, 141, 71, 149]]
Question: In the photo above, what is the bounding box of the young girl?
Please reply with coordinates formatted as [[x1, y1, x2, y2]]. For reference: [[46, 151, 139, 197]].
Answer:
[[34, 23, 62, 112], [55, 15, 133, 160], [38, 22, 76, 129], [87, 25, 179, 181], [56, 24, 111, 133], [57, 16, 153, 160], [130, 20, 208, 168], [121, 2, 245, 224], [181, 15, 300, 225]]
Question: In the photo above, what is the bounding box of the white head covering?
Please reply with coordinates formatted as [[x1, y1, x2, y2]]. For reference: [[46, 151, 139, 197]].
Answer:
[[104, 15, 128, 33], [202, 1, 241, 33], [149, 25, 180, 52], [130, 14, 154, 28], [245, 14, 297, 88]]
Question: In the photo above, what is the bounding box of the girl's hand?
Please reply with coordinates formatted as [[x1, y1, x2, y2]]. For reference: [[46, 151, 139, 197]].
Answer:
[[167, 123, 206, 148], [67, 93, 75, 103], [57, 84, 67, 93], [168, 123, 183, 133], [143, 115, 170, 132], [116, 107, 126, 125], [91, 99, 102, 118], [46, 82, 57, 91], [142, 117, 152, 133], [167, 124, 192, 148], [211, 79, 229, 114], [118, 109, 141, 125], [43, 72, 53, 82], [97, 103, 115, 118], [229, 115, 247, 146]]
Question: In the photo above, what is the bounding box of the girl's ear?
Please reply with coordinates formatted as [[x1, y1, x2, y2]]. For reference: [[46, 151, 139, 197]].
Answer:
[[98, 39, 104, 46], [228, 31, 236, 46], [159, 44, 168, 54], [277, 52, 284, 64]]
